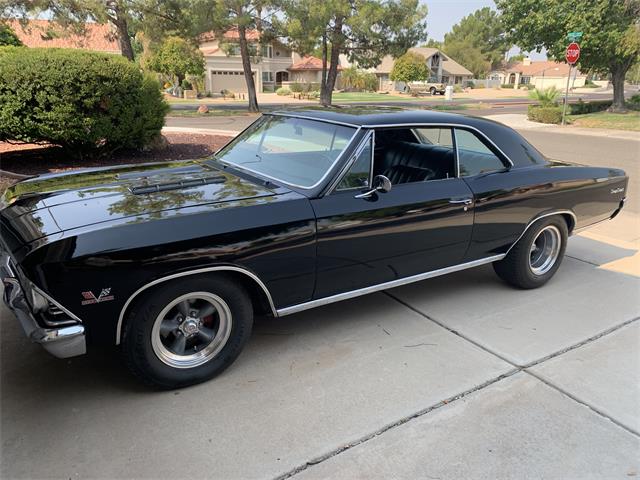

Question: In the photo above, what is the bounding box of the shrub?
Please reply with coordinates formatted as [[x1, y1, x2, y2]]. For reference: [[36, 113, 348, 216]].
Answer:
[[528, 105, 563, 124], [627, 94, 640, 111], [289, 82, 303, 93], [341, 67, 378, 91], [529, 86, 560, 107], [453, 84, 463, 93], [569, 99, 613, 115], [501, 83, 515, 89], [465, 81, 475, 89], [307, 90, 320, 99], [276, 87, 291, 96], [0, 48, 168, 155], [181, 79, 193, 90]]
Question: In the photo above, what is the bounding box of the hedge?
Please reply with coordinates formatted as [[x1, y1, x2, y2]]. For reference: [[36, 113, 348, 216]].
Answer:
[[0, 47, 168, 155], [569, 99, 613, 115], [527, 105, 563, 124], [276, 87, 291, 96], [501, 84, 515, 89]]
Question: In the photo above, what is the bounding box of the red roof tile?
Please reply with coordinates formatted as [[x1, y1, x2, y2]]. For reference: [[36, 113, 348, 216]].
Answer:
[[7, 19, 121, 53], [288, 56, 340, 71], [508, 60, 574, 76]]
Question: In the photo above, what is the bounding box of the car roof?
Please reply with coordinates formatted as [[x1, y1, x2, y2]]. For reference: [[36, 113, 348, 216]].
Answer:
[[269, 106, 492, 128], [267, 106, 549, 168]]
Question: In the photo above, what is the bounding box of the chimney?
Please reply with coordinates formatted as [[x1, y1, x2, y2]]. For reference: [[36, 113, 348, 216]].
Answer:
[[523, 57, 532, 66]]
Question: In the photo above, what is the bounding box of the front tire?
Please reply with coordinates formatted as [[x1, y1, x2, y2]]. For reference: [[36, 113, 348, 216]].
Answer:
[[121, 275, 253, 389], [493, 216, 568, 289]]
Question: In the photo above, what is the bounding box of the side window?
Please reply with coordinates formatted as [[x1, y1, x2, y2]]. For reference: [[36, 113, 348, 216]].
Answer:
[[455, 129, 506, 176], [336, 136, 372, 190], [414, 127, 453, 148]]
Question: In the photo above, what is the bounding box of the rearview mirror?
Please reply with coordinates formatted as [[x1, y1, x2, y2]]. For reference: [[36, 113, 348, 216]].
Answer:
[[355, 175, 392, 199]]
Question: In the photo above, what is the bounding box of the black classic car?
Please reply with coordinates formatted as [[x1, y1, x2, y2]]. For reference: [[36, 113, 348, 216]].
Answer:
[[1, 108, 628, 388]]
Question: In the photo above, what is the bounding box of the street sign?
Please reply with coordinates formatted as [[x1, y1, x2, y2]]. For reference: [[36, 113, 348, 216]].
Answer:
[[567, 31, 583, 42], [565, 42, 580, 65]]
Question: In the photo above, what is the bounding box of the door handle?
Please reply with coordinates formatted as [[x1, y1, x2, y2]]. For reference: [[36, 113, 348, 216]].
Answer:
[[449, 198, 473, 205]]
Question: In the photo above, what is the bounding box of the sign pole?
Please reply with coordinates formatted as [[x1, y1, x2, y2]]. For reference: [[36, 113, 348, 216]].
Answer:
[[562, 63, 572, 125]]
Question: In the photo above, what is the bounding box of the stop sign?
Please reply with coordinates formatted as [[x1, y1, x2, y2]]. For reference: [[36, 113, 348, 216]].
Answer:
[[566, 42, 580, 64]]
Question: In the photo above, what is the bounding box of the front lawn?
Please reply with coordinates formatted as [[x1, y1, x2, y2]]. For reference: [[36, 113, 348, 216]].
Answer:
[[569, 111, 640, 131]]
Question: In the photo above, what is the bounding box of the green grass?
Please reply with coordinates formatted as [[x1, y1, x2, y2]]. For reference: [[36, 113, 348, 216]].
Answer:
[[167, 109, 256, 118], [569, 111, 640, 131]]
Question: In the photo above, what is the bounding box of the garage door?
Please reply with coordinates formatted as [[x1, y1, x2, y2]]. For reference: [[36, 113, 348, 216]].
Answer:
[[210, 70, 253, 93]]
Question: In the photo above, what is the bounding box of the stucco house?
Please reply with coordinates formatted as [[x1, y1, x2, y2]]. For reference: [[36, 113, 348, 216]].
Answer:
[[6, 19, 121, 54], [375, 47, 473, 91], [286, 55, 344, 85], [199, 29, 295, 93], [490, 58, 587, 89]]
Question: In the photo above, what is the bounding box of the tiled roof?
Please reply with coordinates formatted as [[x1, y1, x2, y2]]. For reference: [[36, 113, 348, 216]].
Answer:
[[6, 19, 121, 53], [198, 28, 261, 43], [508, 60, 574, 76], [288, 56, 340, 71]]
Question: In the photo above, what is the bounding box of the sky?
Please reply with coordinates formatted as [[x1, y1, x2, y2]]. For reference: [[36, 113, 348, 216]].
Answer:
[[422, 0, 547, 60]]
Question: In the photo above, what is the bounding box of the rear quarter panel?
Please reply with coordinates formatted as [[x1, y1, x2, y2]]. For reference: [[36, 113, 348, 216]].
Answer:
[[463, 162, 627, 259]]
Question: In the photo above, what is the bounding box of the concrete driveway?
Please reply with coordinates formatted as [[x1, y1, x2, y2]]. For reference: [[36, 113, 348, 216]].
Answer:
[[2, 128, 639, 479]]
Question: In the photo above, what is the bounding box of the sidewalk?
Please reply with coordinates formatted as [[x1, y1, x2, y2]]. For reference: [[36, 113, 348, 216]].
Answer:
[[484, 113, 640, 141]]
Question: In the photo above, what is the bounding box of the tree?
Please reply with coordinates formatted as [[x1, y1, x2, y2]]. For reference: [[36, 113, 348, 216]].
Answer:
[[443, 7, 508, 77], [390, 51, 429, 83], [147, 36, 205, 87], [0, 23, 22, 46], [421, 39, 443, 49], [443, 40, 490, 78], [189, 0, 277, 112], [498, 0, 640, 111], [0, 1, 189, 61], [280, 0, 428, 106]]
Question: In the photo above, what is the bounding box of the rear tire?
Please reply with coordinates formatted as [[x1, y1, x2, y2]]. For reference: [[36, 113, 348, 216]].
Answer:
[[493, 216, 568, 289], [430, 87, 437, 95], [121, 275, 253, 389]]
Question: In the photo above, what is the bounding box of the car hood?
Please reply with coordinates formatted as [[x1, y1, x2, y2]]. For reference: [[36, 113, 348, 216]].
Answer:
[[0, 159, 289, 247]]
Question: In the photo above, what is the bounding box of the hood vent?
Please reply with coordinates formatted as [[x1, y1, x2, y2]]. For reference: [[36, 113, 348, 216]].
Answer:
[[130, 175, 226, 195]]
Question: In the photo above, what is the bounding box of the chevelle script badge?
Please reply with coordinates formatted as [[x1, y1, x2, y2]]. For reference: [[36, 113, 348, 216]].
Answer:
[[81, 288, 114, 305]]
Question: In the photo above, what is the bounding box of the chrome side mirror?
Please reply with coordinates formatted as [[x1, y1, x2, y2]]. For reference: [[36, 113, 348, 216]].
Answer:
[[355, 175, 392, 199]]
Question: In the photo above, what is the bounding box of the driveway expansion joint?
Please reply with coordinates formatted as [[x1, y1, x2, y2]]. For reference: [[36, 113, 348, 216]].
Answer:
[[274, 369, 520, 480]]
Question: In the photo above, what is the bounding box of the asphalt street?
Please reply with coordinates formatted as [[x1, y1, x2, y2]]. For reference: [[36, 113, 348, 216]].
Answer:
[[1, 117, 639, 479]]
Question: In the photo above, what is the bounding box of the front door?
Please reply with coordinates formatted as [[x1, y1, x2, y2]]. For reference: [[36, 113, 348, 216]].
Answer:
[[311, 129, 475, 299]]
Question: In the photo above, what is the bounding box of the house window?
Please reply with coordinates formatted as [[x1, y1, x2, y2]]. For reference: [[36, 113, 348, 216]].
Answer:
[[520, 76, 531, 84], [261, 45, 273, 58], [227, 44, 241, 56], [262, 72, 273, 82]]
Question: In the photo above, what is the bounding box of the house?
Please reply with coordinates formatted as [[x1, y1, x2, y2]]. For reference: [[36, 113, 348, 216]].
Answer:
[[287, 55, 342, 85], [198, 28, 294, 93], [375, 47, 473, 91], [6, 19, 121, 54], [490, 58, 587, 89]]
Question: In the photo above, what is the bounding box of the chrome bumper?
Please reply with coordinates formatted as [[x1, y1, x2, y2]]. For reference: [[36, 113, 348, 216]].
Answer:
[[1, 265, 86, 359]]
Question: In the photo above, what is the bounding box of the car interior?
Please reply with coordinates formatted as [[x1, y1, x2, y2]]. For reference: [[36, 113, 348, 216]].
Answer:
[[370, 127, 507, 185], [373, 128, 456, 184]]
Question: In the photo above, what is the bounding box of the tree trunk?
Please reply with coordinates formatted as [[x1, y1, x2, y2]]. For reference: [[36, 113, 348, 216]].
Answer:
[[610, 64, 627, 112], [238, 24, 259, 113], [320, 19, 343, 107], [320, 32, 328, 104], [110, 2, 135, 61]]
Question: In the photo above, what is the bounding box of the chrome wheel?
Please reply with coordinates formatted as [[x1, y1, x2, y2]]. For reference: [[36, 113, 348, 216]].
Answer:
[[529, 225, 562, 276], [151, 292, 232, 369]]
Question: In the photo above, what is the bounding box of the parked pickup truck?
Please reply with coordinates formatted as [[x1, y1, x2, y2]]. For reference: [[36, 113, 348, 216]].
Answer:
[[406, 80, 446, 95]]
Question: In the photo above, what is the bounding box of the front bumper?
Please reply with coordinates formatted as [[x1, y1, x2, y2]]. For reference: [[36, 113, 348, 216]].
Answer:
[[1, 260, 86, 359]]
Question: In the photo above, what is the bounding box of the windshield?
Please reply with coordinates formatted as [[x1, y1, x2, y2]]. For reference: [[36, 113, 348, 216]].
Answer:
[[216, 115, 357, 188]]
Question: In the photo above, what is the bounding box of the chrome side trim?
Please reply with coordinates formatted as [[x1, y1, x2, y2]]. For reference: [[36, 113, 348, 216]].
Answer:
[[359, 123, 515, 168], [115, 266, 277, 345], [276, 254, 505, 316], [505, 210, 578, 255]]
